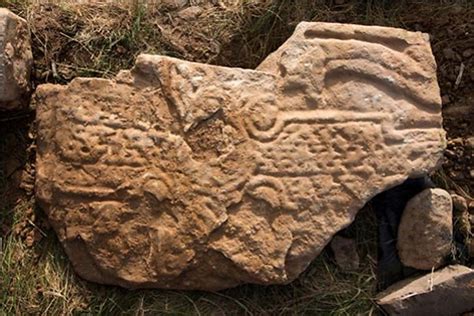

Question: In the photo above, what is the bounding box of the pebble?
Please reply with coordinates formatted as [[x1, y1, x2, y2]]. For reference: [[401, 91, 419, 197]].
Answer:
[[451, 194, 468, 213]]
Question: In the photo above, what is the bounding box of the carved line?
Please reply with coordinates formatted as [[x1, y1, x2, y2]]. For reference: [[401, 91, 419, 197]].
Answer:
[[321, 50, 431, 82], [324, 65, 439, 113], [303, 28, 411, 53], [245, 175, 298, 210], [53, 184, 117, 198], [245, 110, 387, 143]]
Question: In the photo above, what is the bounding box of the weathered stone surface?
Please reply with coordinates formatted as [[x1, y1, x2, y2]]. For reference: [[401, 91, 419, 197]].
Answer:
[[330, 235, 359, 271], [0, 8, 32, 110], [376, 265, 474, 316], [35, 22, 445, 290], [397, 188, 452, 270]]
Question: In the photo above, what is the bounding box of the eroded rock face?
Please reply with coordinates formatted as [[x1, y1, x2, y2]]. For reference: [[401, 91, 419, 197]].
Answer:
[[35, 22, 445, 290], [397, 188, 453, 270], [0, 8, 32, 110], [376, 265, 474, 316]]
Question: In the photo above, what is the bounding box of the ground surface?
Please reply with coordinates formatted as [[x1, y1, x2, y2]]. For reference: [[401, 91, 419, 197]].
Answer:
[[0, 1, 473, 315]]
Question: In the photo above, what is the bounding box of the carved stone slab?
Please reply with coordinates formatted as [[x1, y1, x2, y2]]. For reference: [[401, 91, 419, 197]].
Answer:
[[0, 8, 32, 110], [35, 22, 445, 290]]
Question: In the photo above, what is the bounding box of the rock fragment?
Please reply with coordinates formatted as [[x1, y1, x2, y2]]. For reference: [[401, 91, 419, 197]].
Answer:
[[177, 6, 203, 20], [452, 193, 468, 213], [397, 188, 453, 270], [34, 22, 445, 290], [330, 235, 359, 271], [376, 265, 474, 316], [0, 8, 32, 110]]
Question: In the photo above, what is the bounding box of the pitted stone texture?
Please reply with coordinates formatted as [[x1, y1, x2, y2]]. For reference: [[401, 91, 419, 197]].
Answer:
[[35, 22, 445, 290], [0, 8, 32, 110], [397, 188, 453, 270]]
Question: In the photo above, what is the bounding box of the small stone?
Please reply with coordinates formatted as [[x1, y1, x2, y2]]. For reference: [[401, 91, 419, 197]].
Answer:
[[330, 235, 359, 271], [449, 137, 463, 146], [450, 170, 465, 180], [177, 6, 203, 20], [441, 94, 450, 105], [465, 137, 474, 149], [456, 209, 471, 240], [397, 188, 453, 270], [462, 48, 474, 58], [451, 194, 468, 213], [376, 265, 474, 316], [443, 48, 457, 60], [0, 9, 33, 110]]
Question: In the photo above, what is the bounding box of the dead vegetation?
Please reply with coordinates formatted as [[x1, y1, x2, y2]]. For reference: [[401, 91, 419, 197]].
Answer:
[[1, 0, 473, 314]]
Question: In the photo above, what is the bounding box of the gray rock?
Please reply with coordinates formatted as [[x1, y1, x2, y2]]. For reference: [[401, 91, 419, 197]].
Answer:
[[397, 188, 453, 270], [376, 265, 474, 316]]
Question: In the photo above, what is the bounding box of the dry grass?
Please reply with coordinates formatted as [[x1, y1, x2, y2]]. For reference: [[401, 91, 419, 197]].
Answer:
[[1, 0, 473, 314]]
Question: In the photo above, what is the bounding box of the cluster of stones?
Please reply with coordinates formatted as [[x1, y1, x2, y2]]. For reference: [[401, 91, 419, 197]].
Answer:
[[3, 7, 473, 315]]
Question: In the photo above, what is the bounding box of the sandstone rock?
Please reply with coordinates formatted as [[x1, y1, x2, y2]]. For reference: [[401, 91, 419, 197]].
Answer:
[[397, 188, 452, 270], [376, 265, 474, 316], [34, 22, 445, 290], [0, 8, 32, 110], [330, 235, 359, 271]]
